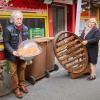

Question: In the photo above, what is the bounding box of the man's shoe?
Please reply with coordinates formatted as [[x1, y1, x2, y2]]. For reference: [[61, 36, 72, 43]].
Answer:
[[14, 88, 23, 99], [20, 85, 28, 93]]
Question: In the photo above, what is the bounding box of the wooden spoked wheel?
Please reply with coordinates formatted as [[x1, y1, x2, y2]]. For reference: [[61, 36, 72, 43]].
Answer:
[[54, 31, 88, 74]]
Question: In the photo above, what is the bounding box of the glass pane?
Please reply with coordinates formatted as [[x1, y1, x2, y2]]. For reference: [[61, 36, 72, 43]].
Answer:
[[0, 18, 45, 40], [0, 18, 10, 30], [0, 18, 10, 40], [24, 18, 45, 38]]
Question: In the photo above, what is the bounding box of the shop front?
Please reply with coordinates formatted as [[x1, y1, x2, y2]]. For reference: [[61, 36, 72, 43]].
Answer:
[[0, 0, 49, 40], [0, 0, 77, 38]]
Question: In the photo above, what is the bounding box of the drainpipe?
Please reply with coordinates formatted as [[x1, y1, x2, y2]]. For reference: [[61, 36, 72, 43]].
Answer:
[[75, 0, 82, 36]]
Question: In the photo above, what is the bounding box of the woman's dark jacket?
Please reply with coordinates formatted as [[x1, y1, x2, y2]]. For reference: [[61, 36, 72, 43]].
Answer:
[[3, 24, 29, 61], [80, 27, 100, 64]]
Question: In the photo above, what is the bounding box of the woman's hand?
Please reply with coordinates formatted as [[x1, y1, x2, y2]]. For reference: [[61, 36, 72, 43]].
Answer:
[[82, 40, 88, 45], [13, 51, 19, 56]]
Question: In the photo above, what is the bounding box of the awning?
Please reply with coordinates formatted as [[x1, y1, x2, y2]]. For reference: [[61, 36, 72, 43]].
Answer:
[[9, 0, 47, 9], [0, 0, 47, 11]]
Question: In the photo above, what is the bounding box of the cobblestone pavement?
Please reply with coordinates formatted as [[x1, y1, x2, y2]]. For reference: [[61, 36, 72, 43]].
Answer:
[[1, 57, 100, 100]]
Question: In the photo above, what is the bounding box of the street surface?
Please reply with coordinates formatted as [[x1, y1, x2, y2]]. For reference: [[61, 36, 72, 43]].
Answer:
[[1, 56, 100, 100]]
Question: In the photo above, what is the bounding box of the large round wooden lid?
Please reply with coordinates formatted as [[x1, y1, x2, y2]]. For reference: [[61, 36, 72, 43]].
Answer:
[[54, 31, 88, 74]]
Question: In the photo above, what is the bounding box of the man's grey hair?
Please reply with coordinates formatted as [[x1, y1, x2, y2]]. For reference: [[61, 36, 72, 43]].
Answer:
[[10, 10, 23, 23]]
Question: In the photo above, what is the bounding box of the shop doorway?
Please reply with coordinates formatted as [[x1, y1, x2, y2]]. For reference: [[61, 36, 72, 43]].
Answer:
[[52, 5, 66, 36]]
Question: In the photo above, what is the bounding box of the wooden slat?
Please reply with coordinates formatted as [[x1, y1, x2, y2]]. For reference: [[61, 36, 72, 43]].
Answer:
[[64, 59, 86, 69], [56, 39, 79, 53], [57, 43, 83, 57], [58, 48, 84, 59], [61, 53, 86, 65], [56, 35, 74, 46]]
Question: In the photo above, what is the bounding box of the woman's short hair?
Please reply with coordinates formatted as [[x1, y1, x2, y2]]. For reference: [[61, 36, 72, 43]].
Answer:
[[10, 10, 23, 23]]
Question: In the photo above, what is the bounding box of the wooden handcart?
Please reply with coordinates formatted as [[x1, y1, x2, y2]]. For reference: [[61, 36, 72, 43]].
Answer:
[[53, 31, 91, 79]]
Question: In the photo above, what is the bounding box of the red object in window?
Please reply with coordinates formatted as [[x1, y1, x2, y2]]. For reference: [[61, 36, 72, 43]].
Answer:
[[0, 50, 5, 60], [81, 10, 90, 17]]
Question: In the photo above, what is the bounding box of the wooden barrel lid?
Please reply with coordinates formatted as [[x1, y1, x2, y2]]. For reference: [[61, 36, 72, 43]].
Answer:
[[54, 31, 88, 74]]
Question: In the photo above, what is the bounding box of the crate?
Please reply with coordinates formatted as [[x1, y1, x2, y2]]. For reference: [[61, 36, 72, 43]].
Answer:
[[29, 28, 45, 39]]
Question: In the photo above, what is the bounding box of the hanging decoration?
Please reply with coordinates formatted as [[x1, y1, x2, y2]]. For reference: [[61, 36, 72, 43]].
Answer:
[[0, 0, 12, 8]]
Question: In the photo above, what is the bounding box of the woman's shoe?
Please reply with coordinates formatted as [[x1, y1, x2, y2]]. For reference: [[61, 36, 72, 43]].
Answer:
[[20, 85, 28, 93], [14, 88, 23, 98], [87, 75, 96, 80]]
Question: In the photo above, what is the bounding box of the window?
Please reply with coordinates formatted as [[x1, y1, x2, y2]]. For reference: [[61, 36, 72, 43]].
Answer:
[[24, 18, 45, 38], [0, 11, 47, 39], [0, 18, 45, 39], [52, 6, 65, 36]]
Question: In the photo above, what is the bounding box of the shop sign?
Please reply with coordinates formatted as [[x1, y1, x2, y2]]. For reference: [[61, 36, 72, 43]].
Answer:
[[53, 0, 73, 4]]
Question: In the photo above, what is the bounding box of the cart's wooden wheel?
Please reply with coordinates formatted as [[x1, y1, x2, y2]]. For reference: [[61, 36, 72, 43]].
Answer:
[[54, 31, 88, 74]]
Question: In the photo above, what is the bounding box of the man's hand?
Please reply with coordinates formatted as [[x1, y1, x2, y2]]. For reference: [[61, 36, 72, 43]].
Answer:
[[13, 51, 18, 56]]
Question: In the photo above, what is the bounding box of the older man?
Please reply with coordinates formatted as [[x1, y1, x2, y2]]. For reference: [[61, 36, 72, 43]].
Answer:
[[3, 10, 29, 98]]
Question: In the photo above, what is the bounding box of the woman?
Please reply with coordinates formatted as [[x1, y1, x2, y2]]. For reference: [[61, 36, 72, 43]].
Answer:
[[80, 18, 100, 80], [3, 10, 29, 98]]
